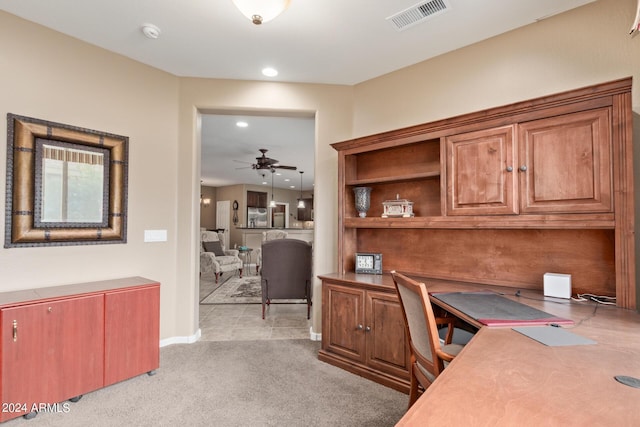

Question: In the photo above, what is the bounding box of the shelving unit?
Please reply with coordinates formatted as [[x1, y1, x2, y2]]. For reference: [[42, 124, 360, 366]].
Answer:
[[331, 77, 634, 307]]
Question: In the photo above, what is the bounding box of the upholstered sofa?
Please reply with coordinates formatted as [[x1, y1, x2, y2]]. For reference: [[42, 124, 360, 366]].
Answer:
[[200, 230, 243, 283]]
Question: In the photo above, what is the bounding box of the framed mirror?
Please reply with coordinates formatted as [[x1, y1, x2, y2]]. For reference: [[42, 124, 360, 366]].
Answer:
[[4, 114, 128, 247]]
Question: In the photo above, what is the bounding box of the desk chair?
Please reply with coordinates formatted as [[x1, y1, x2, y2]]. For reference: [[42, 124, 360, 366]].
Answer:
[[391, 271, 466, 408]]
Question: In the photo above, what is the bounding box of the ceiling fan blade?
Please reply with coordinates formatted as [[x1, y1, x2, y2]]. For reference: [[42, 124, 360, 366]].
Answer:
[[274, 165, 297, 170]]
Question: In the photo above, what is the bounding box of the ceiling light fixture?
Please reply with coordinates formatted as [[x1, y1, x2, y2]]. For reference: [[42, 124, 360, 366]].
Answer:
[[262, 67, 278, 77], [232, 0, 290, 25], [297, 171, 305, 209], [141, 23, 161, 39], [236, 121, 248, 128], [269, 169, 277, 208]]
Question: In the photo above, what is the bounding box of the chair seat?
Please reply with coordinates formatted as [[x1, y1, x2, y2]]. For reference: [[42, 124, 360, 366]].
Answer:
[[416, 342, 464, 383], [216, 255, 241, 266]]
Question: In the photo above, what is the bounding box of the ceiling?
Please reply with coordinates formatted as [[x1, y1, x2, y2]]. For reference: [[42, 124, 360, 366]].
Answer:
[[0, 0, 596, 190]]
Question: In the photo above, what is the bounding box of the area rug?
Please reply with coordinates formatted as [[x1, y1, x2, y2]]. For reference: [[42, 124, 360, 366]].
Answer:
[[201, 275, 262, 304]]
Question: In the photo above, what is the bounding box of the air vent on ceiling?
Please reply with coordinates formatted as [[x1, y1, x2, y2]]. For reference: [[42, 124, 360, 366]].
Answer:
[[386, 0, 451, 32]]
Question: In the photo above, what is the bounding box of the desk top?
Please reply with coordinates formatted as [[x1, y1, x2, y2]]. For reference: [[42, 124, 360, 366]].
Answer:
[[396, 281, 640, 426]]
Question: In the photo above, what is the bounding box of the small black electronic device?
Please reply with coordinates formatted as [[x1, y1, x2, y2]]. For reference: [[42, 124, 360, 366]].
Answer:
[[354, 252, 383, 274]]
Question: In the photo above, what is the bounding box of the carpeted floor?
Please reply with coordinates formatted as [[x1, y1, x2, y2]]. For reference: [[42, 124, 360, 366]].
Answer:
[[8, 340, 408, 427]]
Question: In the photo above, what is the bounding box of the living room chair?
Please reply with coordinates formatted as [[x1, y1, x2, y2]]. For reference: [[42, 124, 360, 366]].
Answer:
[[260, 238, 312, 319], [200, 230, 243, 283], [255, 229, 288, 274], [390, 271, 466, 408]]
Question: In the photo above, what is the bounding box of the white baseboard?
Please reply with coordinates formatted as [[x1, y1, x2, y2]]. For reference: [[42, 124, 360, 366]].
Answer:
[[309, 327, 321, 341], [160, 328, 201, 347]]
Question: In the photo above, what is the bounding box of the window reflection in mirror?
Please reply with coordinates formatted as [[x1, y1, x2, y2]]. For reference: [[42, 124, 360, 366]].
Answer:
[[35, 140, 109, 226]]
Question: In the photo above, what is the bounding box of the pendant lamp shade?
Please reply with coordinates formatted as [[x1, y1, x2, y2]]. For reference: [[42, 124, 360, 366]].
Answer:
[[232, 0, 291, 25], [297, 171, 305, 209]]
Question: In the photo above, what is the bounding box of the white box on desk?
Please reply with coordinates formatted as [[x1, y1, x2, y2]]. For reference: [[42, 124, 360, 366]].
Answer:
[[543, 273, 572, 299]]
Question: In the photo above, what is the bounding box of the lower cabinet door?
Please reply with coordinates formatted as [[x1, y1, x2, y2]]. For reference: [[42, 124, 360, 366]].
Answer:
[[104, 285, 160, 386], [365, 290, 410, 380], [322, 283, 366, 363], [0, 295, 104, 421]]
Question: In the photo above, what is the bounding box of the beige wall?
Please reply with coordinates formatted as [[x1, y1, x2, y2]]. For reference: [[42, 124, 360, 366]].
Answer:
[[199, 186, 217, 229], [0, 13, 180, 338], [1, 0, 638, 345]]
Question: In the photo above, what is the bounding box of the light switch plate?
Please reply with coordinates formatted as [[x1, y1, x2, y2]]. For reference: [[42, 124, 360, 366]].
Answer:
[[144, 229, 167, 242]]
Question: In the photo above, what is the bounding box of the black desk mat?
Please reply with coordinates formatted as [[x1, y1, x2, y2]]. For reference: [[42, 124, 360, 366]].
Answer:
[[432, 292, 574, 326]]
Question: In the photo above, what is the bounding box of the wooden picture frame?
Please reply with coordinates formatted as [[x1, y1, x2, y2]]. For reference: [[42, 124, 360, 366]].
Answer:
[[4, 114, 128, 247]]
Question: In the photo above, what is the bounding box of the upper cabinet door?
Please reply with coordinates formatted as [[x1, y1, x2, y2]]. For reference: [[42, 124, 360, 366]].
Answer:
[[518, 109, 612, 214], [446, 125, 517, 215]]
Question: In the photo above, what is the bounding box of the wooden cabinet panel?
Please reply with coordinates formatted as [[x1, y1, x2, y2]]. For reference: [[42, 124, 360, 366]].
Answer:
[[322, 284, 365, 363], [518, 108, 612, 213], [320, 279, 409, 392], [0, 278, 160, 422], [247, 191, 267, 208], [446, 125, 517, 215], [0, 295, 104, 421], [104, 285, 160, 386], [365, 291, 409, 379]]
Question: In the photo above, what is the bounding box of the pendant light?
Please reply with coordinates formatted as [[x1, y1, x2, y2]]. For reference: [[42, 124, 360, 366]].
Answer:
[[297, 171, 305, 209], [269, 169, 276, 208]]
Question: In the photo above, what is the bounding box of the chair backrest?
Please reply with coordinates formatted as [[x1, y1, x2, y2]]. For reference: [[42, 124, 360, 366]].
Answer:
[[261, 239, 311, 300], [262, 230, 288, 242], [391, 271, 445, 378], [201, 230, 225, 252]]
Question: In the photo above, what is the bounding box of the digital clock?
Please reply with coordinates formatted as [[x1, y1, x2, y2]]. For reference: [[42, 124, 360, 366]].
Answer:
[[355, 252, 383, 274]]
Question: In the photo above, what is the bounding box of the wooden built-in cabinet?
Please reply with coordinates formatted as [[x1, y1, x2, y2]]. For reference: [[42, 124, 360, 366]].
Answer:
[[319, 276, 410, 392], [0, 277, 159, 422], [247, 191, 267, 208], [320, 78, 634, 391]]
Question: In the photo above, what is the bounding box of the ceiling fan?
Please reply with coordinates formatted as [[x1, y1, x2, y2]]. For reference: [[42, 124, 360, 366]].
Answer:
[[236, 148, 297, 171]]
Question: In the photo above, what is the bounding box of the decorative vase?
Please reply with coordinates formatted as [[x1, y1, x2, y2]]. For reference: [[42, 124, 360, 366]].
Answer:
[[353, 187, 372, 218]]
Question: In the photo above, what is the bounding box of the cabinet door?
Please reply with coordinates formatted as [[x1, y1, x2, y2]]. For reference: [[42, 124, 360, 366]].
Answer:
[[0, 295, 104, 421], [446, 125, 517, 215], [322, 284, 366, 363], [518, 109, 612, 213], [365, 291, 410, 380], [104, 285, 160, 386]]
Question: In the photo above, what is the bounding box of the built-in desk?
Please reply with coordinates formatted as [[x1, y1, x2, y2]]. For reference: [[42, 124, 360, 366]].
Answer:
[[397, 279, 640, 426]]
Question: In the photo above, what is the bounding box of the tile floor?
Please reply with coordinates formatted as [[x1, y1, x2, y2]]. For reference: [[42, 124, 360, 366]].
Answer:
[[199, 270, 312, 341]]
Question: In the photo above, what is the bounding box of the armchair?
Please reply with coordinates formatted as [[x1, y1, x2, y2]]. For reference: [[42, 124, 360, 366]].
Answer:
[[255, 229, 288, 274], [200, 230, 243, 283], [260, 238, 312, 319]]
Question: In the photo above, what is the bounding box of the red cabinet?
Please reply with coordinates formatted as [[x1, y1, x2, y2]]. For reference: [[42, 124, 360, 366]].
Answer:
[[0, 277, 159, 422]]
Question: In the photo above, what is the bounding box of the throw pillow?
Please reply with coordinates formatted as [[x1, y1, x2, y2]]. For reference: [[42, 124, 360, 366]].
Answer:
[[203, 241, 225, 257]]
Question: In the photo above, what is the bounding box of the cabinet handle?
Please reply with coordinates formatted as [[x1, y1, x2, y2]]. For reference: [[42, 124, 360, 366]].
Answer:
[[519, 165, 528, 172], [12, 320, 17, 342], [506, 166, 513, 172], [365, 326, 371, 332], [356, 324, 363, 330]]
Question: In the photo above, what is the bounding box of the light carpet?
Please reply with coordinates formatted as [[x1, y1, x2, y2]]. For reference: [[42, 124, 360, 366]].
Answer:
[[9, 340, 408, 427], [201, 275, 263, 304]]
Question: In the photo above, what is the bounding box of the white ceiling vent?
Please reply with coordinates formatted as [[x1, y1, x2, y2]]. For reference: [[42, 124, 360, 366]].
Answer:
[[386, 0, 451, 32]]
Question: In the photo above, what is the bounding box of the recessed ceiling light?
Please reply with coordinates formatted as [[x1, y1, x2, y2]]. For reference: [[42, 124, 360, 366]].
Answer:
[[236, 121, 248, 128], [284, 178, 290, 182], [262, 67, 278, 77], [141, 23, 161, 39]]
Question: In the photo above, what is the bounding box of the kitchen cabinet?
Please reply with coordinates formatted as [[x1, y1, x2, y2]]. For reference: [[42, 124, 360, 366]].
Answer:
[[0, 277, 159, 422], [319, 276, 410, 393], [297, 197, 313, 221], [247, 191, 267, 208]]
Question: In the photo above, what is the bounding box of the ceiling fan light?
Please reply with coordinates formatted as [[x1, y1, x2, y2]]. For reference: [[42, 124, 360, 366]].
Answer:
[[232, 0, 290, 25]]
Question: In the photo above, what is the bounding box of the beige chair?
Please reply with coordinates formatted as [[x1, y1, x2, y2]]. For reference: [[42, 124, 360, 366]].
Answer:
[[260, 238, 312, 319], [390, 271, 466, 408], [255, 230, 288, 274], [200, 230, 243, 283]]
